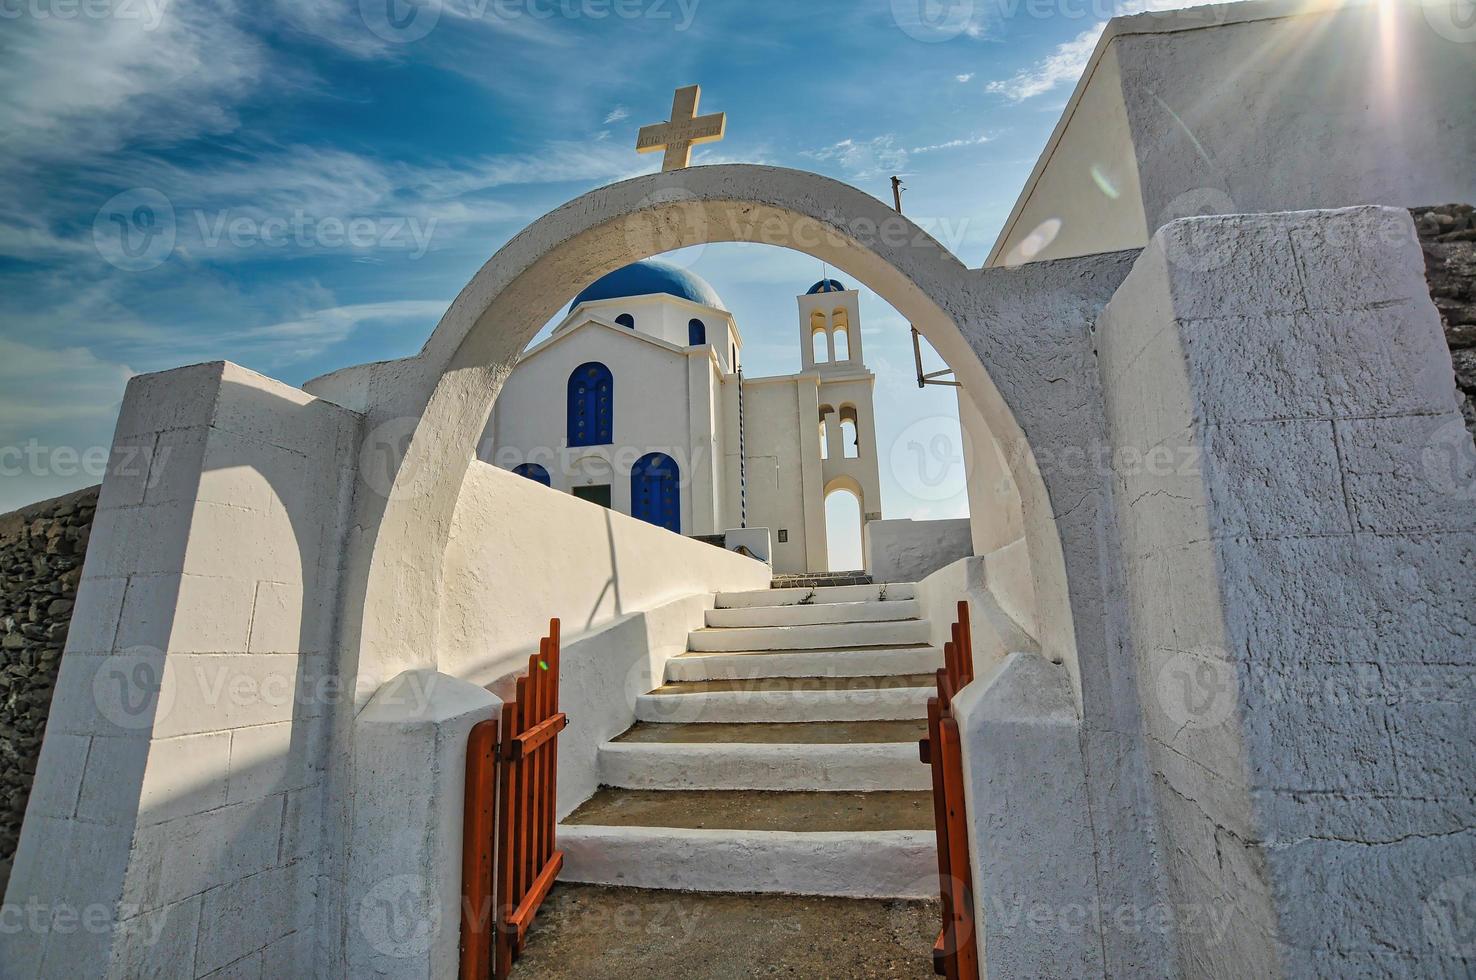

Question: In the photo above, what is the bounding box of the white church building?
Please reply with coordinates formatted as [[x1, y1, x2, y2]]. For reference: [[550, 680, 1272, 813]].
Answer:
[[481, 259, 884, 574]]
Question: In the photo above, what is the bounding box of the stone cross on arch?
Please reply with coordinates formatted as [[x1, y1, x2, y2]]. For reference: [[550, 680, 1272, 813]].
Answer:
[[636, 84, 726, 171]]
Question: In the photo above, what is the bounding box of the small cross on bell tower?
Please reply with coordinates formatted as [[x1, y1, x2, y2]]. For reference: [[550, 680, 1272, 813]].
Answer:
[[636, 85, 726, 172]]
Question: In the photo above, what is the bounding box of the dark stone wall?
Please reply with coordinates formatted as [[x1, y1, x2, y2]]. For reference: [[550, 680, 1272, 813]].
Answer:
[[0, 485, 98, 894], [1413, 204, 1476, 434]]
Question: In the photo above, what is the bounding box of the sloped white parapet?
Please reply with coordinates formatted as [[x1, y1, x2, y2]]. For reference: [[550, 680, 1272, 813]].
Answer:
[[349, 670, 500, 980], [953, 653, 1103, 978]]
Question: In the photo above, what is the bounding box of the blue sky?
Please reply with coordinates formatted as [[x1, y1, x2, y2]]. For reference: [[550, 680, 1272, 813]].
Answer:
[[0, 0, 1152, 517]]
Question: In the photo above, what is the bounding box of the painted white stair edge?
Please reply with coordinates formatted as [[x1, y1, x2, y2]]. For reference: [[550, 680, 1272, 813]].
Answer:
[[598, 741, 931, 792], [666, 645, 942, 682], [715, 583, 916, 609], [706, 599, 923, 629], [635, 686, 930, 723], [689, 619, 931, 653], [558, 825, 936, 898]]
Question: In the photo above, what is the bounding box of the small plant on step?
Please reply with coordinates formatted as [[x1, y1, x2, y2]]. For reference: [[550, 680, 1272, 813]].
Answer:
[[798, 588, 817, 605]]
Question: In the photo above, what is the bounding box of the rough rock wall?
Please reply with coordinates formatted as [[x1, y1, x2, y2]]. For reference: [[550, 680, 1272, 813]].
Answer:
[[1413, 205, 1476, 433], [0, 485, 97, 893]]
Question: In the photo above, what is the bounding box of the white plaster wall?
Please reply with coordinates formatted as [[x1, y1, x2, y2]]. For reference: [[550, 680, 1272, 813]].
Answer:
[[436, 460, 769, 688], [989, 0, 1476, 266], [952, 653, 1102, 977], [864, 518, 973, 584], [2, 361, 361, 979], [571, 295, 736, 371], [1099, 206, 1475, 976], [739, 378, 820, 574], [485, 323, 717, 535], [914, 556, 1038, 677]]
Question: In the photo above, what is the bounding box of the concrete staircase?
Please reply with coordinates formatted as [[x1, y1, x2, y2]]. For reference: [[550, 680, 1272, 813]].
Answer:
[[558, 583, 940, 898]]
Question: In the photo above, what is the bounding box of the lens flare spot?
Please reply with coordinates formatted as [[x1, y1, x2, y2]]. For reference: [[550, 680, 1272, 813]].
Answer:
[[1004, 218, 1063, 268], [1090, 165, 1121, 200]]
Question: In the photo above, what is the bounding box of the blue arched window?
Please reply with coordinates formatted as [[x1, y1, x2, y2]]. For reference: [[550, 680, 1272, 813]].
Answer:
[[567, 362, 613, 447], [615, 313, 635, 329], [688, 318, 706, 346], [631, 452, 681, 533], [512, 463, 551, 486]]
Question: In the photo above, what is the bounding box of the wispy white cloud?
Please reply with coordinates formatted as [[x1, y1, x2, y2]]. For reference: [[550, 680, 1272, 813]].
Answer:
[[0, 0, 268, 168], [803, 135, 908, 180], [912, 134, 992, 154], [237, 300, 451, 361], [0, 339, 134, 433], [986, 0, 1224, 102], [604, 105, 630, 124], [955, 73, 974, 83]]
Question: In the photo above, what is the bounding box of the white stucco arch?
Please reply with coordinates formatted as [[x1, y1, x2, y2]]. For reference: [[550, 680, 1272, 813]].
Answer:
[[317, 165, 1089, 711]]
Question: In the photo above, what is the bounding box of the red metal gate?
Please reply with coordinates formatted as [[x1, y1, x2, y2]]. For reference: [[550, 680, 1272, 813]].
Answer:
[[461, 618, 569, 980], [920, 601, 980, 980]]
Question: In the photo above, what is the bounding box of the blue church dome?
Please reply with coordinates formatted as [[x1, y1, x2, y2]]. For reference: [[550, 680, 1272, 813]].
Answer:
[[570, 260, 725, 311], [807, 278, 847, 294]]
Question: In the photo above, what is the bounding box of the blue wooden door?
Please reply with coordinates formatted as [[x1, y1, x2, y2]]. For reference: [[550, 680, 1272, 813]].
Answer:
[[631, 453, 680, 533]]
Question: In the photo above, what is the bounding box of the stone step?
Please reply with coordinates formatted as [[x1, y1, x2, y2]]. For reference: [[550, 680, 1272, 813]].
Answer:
[[598, 741, 930, 792], [688, 619, 931, 653], [635, 676, 933, 724], [558, 789, 935, 897], [558, 825, 935, 898], [615, 719, 928, 744], [705, 599, 922, 629], [715, 583, 916, 609], [665, 645, 942, 682], [769, 571, 874, 589]]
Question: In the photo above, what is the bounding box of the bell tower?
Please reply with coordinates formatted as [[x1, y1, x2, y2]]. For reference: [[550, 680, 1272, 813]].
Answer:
[[798, 278, 865, 371]]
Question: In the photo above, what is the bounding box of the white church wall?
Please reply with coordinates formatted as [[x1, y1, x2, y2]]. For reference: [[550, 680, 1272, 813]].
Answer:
[[437, 461, 769, 691], [1098, 206, 1474, 975], [989, 0, 1476, 267], [989, 43, 1146, 267], [739, 377, 824, 574], [2, 361, 360, 979], [863, 518, 973, 584], [573, 294, 736, 371], [486, 325, 716, 534]]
